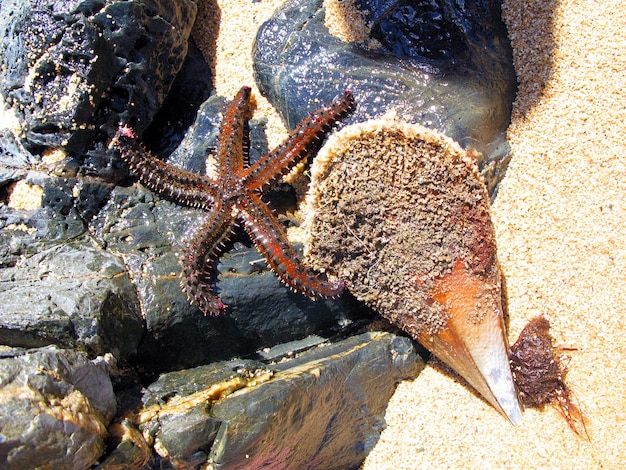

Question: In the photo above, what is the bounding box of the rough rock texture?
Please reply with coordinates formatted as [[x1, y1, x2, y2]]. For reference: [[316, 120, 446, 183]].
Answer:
[[0, 0, 197, 154], [209, 332, 422, 469], [0, 238, 144, 359], [253, 0, 517, 195], [0, 346, 116, 469]]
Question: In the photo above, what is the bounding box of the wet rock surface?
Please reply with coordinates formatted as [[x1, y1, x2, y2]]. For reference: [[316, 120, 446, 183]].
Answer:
[[0, 238, 143, 359], [0, 0, 197, 154], [0, 346, 116, 469], [253, 0, 517, 194], [101, 332, 423, 469], [208, 332, 422, 470]]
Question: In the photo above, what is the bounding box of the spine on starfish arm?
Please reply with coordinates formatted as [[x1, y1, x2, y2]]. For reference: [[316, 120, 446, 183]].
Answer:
[[181, 200, 237, 315], [217, 86, 254, 176], [243, 90, 355, 191], [239, 193, 346, 299], [111, 125, 217, 210]]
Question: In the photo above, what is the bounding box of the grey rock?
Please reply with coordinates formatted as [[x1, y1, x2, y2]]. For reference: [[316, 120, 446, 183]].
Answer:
[[209, 332, 423, 469], [0, 346, 116, 469], [117, 332, 422, 469], [253, 0, 517, 195], [135, 359, 269, 468], [142, 38, 214, 157], [0, 129, 35, 186], [0, 238, 144, 360]]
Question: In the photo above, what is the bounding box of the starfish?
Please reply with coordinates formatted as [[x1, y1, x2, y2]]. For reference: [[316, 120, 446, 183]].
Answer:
[[112, 86, 354, 314]]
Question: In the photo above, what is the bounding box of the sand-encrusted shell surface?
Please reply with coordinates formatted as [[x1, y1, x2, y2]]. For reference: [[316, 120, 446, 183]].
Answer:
[[304, 117, 497, 337]]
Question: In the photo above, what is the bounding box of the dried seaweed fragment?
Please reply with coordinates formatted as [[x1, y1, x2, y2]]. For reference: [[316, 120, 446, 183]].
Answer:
[[510, 315, 588, 437]]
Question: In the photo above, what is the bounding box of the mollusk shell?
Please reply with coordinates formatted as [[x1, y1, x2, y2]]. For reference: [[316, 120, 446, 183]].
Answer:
[[303, 117, 522, 423]]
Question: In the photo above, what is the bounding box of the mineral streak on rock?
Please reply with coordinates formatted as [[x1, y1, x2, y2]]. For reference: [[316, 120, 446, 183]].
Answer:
[[304, 117, 522, 423]]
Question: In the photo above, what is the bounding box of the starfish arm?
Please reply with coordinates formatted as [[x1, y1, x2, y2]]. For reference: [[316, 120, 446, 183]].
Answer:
[[217, 86, 254, 177], [112, 126, 217, 210], [181, 201, 237, 315], [243, 91, 355, 191], [239, 192, 345, 299]]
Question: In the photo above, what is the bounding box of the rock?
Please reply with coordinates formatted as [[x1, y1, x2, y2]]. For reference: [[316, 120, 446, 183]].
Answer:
[[142, 38, 214, 157], [136, 359, 270, 468], [108, 332, 422, 469], [209, 332, 422, 469], [0, 346, 116, 469], [0, 129, 34, 186], [253, 0, 517, 195], [0, 238, 144, 361], [0, 0, 197, 154]]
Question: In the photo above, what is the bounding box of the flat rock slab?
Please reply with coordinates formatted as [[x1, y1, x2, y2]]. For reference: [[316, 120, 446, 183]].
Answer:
[[209, 331, 422, 469], [0, 239, 144, 360], [121, 332, 423, 469]]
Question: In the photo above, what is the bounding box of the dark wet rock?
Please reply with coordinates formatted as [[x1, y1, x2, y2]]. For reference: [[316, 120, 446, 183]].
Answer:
[[0, 169, 111, 266], [0, 238, 144, 360], [218, 242, 366, 346], [97, 419, 153, 469], [209, 332, 422, 469], [17, 171, 87, 241], [142, 38, 214, 157], [130, 233, 368, 373], [105, 332, 422, 469], [0, 129, 35, 187], [0, 0, 197, 155], [253, 0, 517, 195], [0, 346, 116, 469], [136, 359, 269, 468]]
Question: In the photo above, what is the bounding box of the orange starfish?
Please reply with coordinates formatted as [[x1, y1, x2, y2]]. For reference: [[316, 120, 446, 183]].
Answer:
[[112, 86, 353, 314]]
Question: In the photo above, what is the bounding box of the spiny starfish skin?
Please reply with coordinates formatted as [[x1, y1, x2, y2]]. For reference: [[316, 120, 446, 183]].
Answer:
[[112, 86, 354, 314]]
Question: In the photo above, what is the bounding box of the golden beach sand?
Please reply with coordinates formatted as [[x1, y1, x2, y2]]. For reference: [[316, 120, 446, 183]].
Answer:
[[195, 0, 625, 467]]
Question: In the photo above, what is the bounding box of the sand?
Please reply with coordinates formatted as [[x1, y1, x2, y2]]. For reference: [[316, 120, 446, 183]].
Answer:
[[205, 1, 625, 467], [3, 0, 624, 467]]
